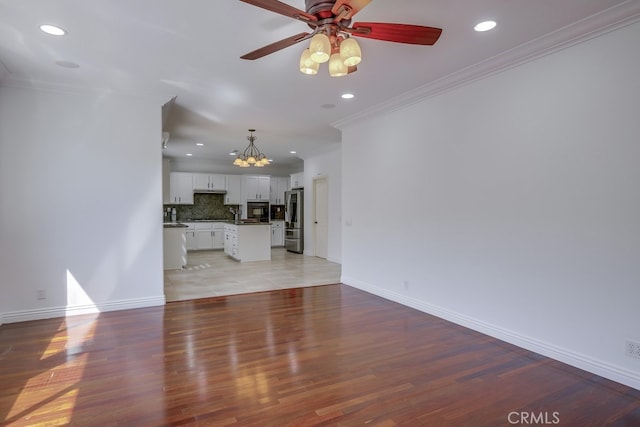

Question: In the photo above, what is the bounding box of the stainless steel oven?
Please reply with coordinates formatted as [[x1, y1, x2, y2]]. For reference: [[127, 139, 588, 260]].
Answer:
[[247, 201, 269, 222]]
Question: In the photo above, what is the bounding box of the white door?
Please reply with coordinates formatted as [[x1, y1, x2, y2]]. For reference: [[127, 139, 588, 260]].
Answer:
[[313, 177, 328, 259]]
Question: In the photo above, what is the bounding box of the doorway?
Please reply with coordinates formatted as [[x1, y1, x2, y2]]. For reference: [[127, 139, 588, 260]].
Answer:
[[313, 176, 328, 259]]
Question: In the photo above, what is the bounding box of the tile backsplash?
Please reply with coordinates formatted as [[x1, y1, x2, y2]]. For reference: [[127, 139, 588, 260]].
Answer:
[[164, 193, 237, 221]]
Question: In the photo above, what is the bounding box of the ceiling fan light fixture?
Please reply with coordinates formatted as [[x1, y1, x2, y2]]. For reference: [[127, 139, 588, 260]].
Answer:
[[340, 37, 361, 67], [329, 52, 348, 77], [309, 33, 331, 63], [299, 49, 319, 75]]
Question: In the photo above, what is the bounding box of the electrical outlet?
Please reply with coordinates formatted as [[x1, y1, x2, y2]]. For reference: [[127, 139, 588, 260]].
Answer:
[[625, 340, 640, 359], [37, 289, 46, 300]]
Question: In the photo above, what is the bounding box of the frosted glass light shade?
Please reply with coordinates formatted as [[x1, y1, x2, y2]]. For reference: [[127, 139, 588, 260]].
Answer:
[[340, 38, 361, 67], [309, 33, 331, 63], [299, 49, 319, 75], [329, 52, 348, 77]]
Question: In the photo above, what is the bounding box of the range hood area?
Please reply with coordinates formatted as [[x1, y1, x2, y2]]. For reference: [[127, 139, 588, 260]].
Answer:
[[193, 189, 227, 194]]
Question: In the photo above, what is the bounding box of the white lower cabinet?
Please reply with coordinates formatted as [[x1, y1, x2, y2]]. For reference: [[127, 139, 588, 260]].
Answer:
[[184, 223, 197, 251], [225, 223, 271, 262], [194, 222, 225, 250], [224, 224, 238, 258], [271, 221, 284, 247], [163, 227, 187, 270]]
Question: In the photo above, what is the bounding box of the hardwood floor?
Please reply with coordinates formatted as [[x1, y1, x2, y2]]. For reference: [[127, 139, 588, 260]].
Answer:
[[1, 284, 638, 426]]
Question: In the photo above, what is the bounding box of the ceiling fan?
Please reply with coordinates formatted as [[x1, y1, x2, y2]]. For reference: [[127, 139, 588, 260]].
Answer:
[[239, 0, 442, 76]]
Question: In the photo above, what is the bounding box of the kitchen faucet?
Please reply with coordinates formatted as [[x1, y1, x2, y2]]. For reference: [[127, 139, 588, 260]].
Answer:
[[229, 207, 241, 223]]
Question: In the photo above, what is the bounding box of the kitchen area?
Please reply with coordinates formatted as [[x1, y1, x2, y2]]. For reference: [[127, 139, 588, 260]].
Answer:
[[162, 167, 305, 270], [161, 165, 341, 301]]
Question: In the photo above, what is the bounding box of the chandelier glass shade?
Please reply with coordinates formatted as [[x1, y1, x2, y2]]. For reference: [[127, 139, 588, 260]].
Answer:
[[299, 30, 361, 77], [233, 129, 269, 168]]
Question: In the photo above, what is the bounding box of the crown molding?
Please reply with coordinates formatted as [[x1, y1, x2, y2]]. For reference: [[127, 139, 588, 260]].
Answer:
[[0, 75, 170, 105], [1, 75, 111, 96], [333, 0, 640, 130]]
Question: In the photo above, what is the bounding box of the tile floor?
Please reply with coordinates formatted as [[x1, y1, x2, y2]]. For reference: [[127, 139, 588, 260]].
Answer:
[[164, 248, 342, 301]]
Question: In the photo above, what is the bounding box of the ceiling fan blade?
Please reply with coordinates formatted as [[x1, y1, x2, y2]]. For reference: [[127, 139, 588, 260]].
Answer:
[[350, 22, 442, 45], [239, 0, 317, 23], [241, 32, 311, 60], [332, 0, 372, 21]]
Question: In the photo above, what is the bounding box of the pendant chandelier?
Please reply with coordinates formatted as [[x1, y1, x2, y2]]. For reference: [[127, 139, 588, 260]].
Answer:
[[299, 27, 361, 77], [233, 129, 270, 168]]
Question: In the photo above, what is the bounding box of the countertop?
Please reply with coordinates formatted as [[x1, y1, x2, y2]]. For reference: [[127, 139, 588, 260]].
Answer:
[[164, 220, 274, 227], [225, 221, 272, 226], [163, 222, 188, 228]]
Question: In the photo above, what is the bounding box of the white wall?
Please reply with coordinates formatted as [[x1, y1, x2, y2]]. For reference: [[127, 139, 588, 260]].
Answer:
[[340, 21, 640, 390], [303, 147, 342, 263], [0, 85, 165, 323]]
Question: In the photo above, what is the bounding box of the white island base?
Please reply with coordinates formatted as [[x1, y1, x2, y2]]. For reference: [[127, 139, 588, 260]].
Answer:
[[224, 223, 271, 262]]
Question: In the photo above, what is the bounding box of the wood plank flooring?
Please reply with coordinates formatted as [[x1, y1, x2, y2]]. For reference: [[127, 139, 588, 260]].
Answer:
[[1, 284, 638, 426]]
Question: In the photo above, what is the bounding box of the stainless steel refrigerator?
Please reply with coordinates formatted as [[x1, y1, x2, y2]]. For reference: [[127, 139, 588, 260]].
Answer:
[[284, 189, 303, 253]]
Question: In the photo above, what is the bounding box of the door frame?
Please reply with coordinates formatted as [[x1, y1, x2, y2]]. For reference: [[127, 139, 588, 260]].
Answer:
[[312, 175, 329, 259]]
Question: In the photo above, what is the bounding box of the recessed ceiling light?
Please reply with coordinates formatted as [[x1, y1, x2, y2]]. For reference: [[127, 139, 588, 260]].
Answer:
[[196, 143, 204, 146], [229, 151, 238, 156], [185, 153, 193, 157], [290, 151, 297, 154], [341, 93, 355, 99], [40, 24, 67, 36], [474, 21, 497, 32]]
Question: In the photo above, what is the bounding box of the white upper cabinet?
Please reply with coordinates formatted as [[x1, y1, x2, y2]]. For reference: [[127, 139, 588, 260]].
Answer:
[[193, 173, 226, 191], [162, 158, 171, 204], [290, 172, 304, 189], [270, 177, 289, 205], [243, 175, 270, 201], [169, 172, 194, 205], [225, 175, 241, 205]]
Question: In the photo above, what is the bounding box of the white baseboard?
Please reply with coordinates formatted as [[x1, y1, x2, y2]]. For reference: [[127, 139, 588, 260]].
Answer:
[[0, 295, 166, 324], [341, 275, 640, 391]]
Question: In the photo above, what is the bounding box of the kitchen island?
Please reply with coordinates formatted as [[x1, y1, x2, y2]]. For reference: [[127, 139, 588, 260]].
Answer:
[[163, 222, 188, 270], [224, 222, 271, 262]]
